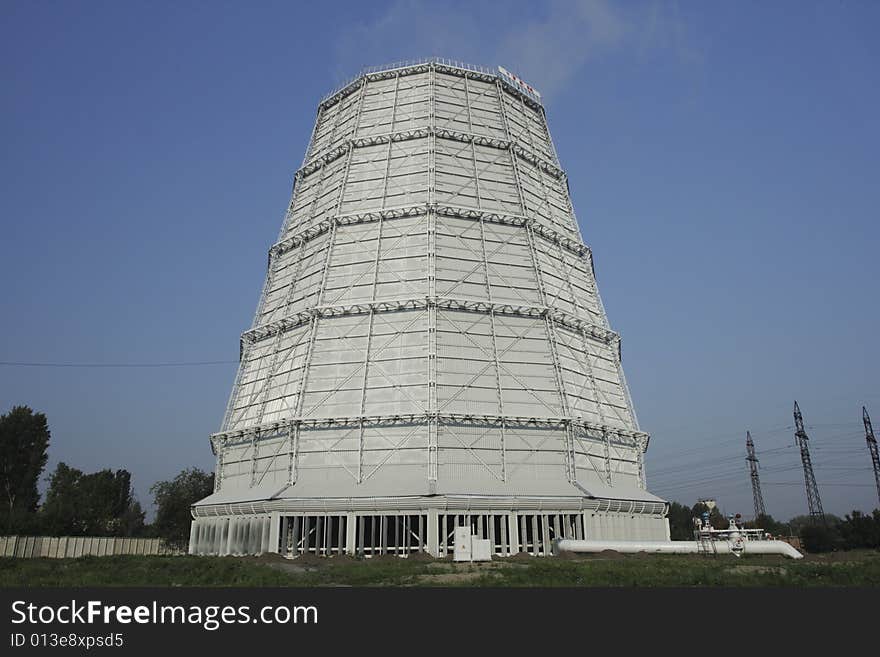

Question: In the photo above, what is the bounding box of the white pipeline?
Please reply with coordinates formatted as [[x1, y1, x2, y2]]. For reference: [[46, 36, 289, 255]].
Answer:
[[552, 539, 803, 559]]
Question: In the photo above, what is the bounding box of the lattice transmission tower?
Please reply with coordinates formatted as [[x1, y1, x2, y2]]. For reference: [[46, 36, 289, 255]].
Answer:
[[745, 431, 766, 520], [863, 406, 880, 507], [793, 401, 824, 523]]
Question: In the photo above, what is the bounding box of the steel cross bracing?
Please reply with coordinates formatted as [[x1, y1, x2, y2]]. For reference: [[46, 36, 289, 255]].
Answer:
[[211, 62, 650, 501], [793, 401, 825, 523], [863, 406, 880, 507], [745, 431, 767, 519]]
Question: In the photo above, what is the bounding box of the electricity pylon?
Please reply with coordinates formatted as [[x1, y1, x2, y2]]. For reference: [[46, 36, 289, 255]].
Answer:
[[793, 401, 825, 523], [746, 431, 767, 520]]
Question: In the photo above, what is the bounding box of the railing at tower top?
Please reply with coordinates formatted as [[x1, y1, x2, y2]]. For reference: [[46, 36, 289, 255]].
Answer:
[[319, 57, 542, 106]]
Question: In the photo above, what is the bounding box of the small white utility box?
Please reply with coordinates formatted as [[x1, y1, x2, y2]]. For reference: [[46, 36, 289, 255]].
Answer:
[[471, 538, 492, 562], [453, 529, 492, 562], [453, 527, 472, 562]]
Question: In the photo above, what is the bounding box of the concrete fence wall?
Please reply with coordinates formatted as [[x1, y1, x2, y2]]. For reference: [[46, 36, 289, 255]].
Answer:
[[0, 536, 183, 559]]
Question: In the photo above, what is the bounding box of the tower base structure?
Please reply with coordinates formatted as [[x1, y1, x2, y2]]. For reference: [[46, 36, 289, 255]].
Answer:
[[190, 494, 669, 557]]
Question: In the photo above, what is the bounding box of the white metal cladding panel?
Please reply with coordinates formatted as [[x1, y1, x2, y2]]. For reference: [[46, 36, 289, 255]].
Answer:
[[300, 310, 428, 418], [504, 425, 568, 465], [433, 72, 506, 140], [493, 314, 563, 416], [516, 158, 577, 235], [308, 89, 362, 161], [572, 430, 610, 477], [572, 434, 641, 490], [226, 324, 312, 431], [356, 77, 398, 137], [474, 142, 522, 214], [391, 74, 432, 133], [293, 424, 429, 487], [483, 222, 541, 305], [434, 425, 575, 495], [433, 138, 521, 214], [437, 424, 504, 478], [339, 139, 429, 214], [434, 138, 478, 208], [324, 218, 427, 305], [500, 90, 557, 164], [435, 311, 562, 417], [434, 216, 540, 304], [357, 73, 430, 137], [608, 442, 641, 481], [534, 239, 602, 324], [300, 314, 368, 418], [553, 325, 632, 430], [360, 424, 429, 470], [322, 221, 377, 305], [241, 434, 289, 487], [297, 425, 359, 471], [283, 157, 347, 237], [555, 341, 603, 426], [434, 215, 488, 300], [436, 311, 498, 415], [373, 216, 428, 300], [362, 311, 428, 414], [433, 72, 469, 133], [218, 441, 253, 484], [293, 448, 429, 497], [257, 331, 313, 425], [467, 77, 506, 139], [257, 233, 332, 327]]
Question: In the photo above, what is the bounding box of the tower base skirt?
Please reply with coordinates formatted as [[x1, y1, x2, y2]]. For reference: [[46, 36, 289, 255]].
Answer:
[[189, 495, 669, 557]]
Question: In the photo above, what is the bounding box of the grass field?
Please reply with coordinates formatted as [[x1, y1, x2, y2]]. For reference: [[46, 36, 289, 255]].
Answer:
[[2, 550, 879, 587]]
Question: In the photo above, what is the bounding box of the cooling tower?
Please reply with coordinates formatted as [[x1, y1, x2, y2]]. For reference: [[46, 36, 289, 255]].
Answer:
[[190, 59, 668, 557]]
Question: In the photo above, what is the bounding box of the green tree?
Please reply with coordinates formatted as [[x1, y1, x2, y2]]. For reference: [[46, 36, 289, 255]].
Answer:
[[837, 509, 880, 550], [119, 500, 146, 538], [667, 501, 696, 540], [40, 463, 145, 536], [150, 468, 214, 548], [0, 406, 50, 533], [788, 513, 843, 536]]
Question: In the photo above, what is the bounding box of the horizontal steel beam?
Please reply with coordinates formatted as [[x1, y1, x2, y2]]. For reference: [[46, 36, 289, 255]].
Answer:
[[210, 411, 648, 449], [298, 127, 564, 180], [192, 494, 666, 518], [240, 295, 618, 346], [272, 203, 590, 262]]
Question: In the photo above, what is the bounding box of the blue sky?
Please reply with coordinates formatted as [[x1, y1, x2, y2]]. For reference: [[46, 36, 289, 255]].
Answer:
[[1, 1, 878, 521]]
